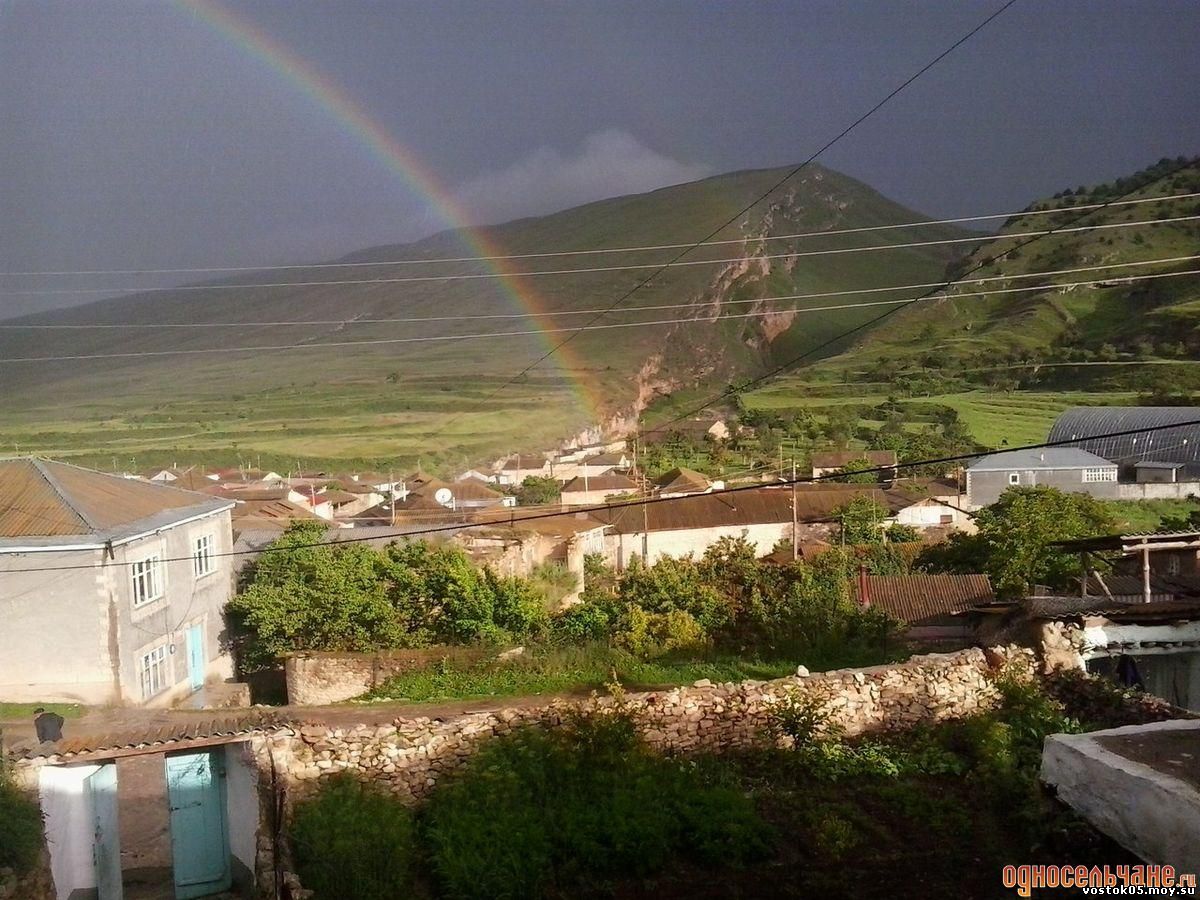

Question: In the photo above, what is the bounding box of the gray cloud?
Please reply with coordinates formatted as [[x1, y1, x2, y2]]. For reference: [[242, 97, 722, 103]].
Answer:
[[448, 130, 712, 228]]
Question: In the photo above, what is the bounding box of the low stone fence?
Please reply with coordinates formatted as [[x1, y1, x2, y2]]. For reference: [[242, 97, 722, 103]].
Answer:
[[283, 647, 490, 705], [267, 647, 1032, 803]]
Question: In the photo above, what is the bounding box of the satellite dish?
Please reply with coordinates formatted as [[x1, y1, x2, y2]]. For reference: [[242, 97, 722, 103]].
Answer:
[[434, 487, 454, 506]]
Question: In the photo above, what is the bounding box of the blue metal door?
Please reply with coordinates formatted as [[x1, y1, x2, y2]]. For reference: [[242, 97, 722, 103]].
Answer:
[[165, 750, 231, 899], [87, 763, 123, 900], [186, 624, 205, 691]]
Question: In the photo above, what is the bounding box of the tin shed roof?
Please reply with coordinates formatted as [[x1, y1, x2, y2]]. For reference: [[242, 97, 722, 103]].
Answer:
[[0, 458, 232, 547]]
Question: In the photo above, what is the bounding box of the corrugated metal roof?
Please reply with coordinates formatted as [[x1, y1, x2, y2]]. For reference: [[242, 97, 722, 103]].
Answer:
[[0, 458, 230, 543], [853, 574, 994, 623], [9, 709, 287, 761], [967, 447, 1115, 471], [1026, 595, 1200, 620], [592, 485, 913, 533], [1048, 407, 1200, 472], [654, 467, 711, 492]]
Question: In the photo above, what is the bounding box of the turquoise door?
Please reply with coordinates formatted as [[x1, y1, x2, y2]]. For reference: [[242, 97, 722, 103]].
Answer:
[[165, 750, 231, 899], [87, 763, 123, 900], [186, 624, 205, 691]]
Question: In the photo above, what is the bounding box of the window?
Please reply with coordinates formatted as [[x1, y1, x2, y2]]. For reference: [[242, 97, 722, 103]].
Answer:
[[1082, 467, 1117, 483], [193, 533, 215, 578], [939, 514, 954, 525], [139, 645, 170, 699], [130, 555, 164, 607], [1008, 473, 1020, 485]]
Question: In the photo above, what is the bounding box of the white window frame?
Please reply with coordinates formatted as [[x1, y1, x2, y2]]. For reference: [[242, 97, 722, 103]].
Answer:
[[1008, 472, 1020, 485], [130, 555, 165, 607], [1082, 467, 1117, 483], [193, 533, 215, 578], [139, 644, 170, 699]]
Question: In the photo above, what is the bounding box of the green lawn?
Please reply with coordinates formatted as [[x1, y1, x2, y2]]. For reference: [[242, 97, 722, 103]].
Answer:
[[0, 702, 83, 722], [1101, 498, 1200, 533], [357, 641, 914, 706]]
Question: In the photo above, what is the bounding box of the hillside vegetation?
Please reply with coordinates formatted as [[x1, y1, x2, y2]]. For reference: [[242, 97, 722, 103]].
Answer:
[[0, 164, 971, 471], [739, 157, 1200, 448]]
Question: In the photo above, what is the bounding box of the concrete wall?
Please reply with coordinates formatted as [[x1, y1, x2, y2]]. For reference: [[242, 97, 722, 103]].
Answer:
[[966, 467, 1119, 508], [224, 742, 260, 892], [267, 647, 1025, 803], [37, 763, 102, 899], [0, 549, 115, 704], [284, 647, 490, 705], [0, 508, 235, 706], [1116, 482, 1200, 501]]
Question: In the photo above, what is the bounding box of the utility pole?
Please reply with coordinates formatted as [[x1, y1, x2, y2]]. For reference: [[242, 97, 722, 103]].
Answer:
[[791, 477, 798, 561]]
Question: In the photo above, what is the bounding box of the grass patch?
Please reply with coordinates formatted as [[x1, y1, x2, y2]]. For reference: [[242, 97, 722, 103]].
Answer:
[[360, 645, 800, 704], [0, 703, 83, 721], [1101, 498, 1200, 532]]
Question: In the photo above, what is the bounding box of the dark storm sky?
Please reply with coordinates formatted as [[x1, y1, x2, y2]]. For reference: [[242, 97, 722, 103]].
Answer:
[[2, 0, 1198, 316]]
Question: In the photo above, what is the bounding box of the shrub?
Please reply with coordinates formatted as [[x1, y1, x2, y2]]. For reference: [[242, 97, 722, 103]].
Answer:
[[0, 773, 42, 874], [290, 775, 417, 900], [766, 686, 842, 748], [424, 713, 772, 898]]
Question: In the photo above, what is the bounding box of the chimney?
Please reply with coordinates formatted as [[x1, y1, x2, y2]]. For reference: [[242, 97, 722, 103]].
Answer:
[[857, 564, 871, 608]]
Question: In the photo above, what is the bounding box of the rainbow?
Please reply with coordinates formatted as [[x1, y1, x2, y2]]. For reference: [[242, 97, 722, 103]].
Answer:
[[175, 0, 602, 422]]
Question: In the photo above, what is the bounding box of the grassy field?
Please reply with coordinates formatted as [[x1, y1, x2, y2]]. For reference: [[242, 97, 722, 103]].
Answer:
[[742, 386, 1137, 448], [0, 164, 966, 473], [1102, 498, 1200, 532]]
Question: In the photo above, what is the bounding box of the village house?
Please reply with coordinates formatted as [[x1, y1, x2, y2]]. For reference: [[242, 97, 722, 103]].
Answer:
[[591, 484, 919, 569], [653, 467, 715, 498], [0, 458, 237, 707], [456, 468, 497, 484], [964, 448, 1118, 508], [494, 454, 552, 486], [560, 472, 640, 507], [810, 449, 898, 479], [853, 572, 995, 644], [643, 417, 730, 446]]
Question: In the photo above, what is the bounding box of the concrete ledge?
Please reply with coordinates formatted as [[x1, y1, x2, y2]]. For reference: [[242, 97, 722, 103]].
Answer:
[[1042, 720, 1200, 872]]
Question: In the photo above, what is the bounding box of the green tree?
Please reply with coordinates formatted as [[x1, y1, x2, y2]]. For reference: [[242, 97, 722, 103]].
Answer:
[[917, 486, 1117, 597], [836, 495, 889, 544], [833, 456, 878, 484], [516, 475, 561, 506]]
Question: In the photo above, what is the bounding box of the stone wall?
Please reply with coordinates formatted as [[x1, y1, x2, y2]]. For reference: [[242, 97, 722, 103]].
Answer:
[[0, 853, 55, 900], [268, 647, 1027, 803], [284, 647, 489, 705]]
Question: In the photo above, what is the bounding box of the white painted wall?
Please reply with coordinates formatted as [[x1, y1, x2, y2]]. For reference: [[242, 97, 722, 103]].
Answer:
[[224, 742, 259, 883], [39, 763, 101, 899], [1116, 482, 1200, 501], [607, 522, 791, 569]]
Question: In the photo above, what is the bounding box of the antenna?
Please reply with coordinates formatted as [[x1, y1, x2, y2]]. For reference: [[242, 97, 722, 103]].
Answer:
[[434, 487, 454, 507]]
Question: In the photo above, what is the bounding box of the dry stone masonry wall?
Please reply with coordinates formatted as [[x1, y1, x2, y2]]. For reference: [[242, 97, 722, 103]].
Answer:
[[267, 647, 1032, 803], [284, 647, 489, 705]]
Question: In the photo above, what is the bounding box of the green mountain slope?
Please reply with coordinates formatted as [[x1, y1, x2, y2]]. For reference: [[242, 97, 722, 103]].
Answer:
[[0, 164, 974, 471]]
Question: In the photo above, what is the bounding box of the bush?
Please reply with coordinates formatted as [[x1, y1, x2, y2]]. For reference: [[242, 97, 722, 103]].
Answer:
[[424, 713, 773, 898], [291, 775, 417, 900], [0, 774, 43, 874]]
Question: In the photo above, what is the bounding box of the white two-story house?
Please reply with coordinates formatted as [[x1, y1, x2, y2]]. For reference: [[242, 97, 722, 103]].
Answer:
[[0, 458, 236, 706]]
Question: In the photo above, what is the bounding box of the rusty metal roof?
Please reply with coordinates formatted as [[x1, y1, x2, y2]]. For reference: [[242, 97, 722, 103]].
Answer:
[[854, 574, 995, 624], [592, 485, 912, 533], [562, 472, 638, 493], [654, 467, 712, 493], [0, 458, 232, 545], [8, 709, 288, 761]]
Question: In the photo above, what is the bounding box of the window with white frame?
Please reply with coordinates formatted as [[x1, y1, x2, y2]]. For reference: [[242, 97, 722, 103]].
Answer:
[[139, 645, 170, 699], [193, 533, 215, 578], [1008, 472, 1020, 485], [1082, 467, 1117, 483], [130, 555, 164, 607]]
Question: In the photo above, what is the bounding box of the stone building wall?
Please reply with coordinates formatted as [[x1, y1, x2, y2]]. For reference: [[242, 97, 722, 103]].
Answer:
[[266, 647, 1028, 803], [284, 646, 489, 705]]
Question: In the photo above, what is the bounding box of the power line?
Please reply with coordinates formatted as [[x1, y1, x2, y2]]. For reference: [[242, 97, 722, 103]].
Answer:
[[3, 269, 1194, 364], [645, 158, 1200, 435], [4, 414, 1200, 575], [421, 0, 1020, 442], [4, 189, 1194, 278], [4, 253, 1194, 330], [6, 213, 1194, 297]]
